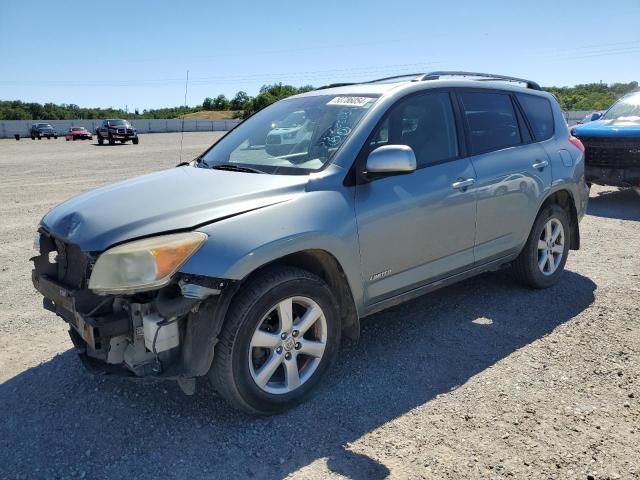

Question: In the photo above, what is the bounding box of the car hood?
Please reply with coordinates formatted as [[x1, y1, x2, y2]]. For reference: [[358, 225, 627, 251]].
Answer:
[[574, 116, 640, 138], [41, 166, 308, 252]]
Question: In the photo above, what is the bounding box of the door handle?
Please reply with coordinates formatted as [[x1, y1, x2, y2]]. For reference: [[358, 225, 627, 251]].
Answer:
[[452, 178, 476, 190], [532, 160, 549, 169]]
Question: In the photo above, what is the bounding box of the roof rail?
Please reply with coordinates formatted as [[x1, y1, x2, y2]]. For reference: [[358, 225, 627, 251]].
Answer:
[[364, 73, 424, 84], [315, 82, 357, 90], [420, 71, 542, 90]]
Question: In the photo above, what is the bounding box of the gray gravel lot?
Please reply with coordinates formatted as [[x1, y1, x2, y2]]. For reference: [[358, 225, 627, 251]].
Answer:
[[0, 133, 638, 479]]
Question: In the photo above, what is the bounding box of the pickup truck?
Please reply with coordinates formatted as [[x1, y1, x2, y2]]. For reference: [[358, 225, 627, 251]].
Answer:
[[30, 123, 58, 140], [573, 91, 640, 194], [96, 119, 139, 145]]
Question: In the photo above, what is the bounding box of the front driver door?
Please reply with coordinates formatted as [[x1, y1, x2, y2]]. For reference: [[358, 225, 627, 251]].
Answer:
[[355, 91, 478, 305]]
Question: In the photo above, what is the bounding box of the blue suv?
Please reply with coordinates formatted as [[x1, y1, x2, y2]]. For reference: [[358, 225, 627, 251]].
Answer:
[[573, 91, 640, 192]]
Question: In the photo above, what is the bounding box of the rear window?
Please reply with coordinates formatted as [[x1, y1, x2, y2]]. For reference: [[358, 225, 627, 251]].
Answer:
[[459, 92, 521, 154], [517, 94, 554, 141]]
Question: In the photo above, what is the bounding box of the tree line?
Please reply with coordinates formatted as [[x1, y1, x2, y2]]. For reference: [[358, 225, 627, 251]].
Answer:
[[1, 81, 637, 121]]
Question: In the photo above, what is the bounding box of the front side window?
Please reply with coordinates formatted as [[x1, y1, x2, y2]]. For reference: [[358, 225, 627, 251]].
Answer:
[[200, 94, 379, 174], [369, 91, 459, 168], [459, 92, 521, 154], [602, 92, 640, 120], [517, 94, 554, 141]]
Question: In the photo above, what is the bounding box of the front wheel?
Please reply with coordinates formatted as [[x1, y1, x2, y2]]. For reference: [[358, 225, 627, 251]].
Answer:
[[512, 204, 571, 289], [132, 136, 139, 145], [97, 136, 103, 145], [108, 134, 115, 145], [209, 267, 341, 415]]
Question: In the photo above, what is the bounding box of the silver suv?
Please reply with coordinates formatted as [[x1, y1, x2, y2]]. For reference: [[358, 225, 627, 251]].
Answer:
[[32, 71, 589, 414]]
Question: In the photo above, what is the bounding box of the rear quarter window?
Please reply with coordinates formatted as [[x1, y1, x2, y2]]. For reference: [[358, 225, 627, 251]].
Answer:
[[517, 94, 554, 141]]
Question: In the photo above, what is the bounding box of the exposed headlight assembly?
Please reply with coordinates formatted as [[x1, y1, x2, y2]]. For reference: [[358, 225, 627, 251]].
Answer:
[[88, 232, 207, 294]]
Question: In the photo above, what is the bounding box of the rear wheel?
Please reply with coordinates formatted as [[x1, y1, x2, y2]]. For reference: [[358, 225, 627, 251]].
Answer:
[[66, 137, 70, 141], [512, 204, 570, 288], [209, 267, 340, 415]]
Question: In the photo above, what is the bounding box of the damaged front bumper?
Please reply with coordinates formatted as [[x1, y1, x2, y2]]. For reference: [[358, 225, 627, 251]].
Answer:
[[31, 230, 236, 393]]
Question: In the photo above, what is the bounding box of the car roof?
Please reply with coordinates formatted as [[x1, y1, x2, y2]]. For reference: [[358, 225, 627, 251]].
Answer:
[[294, 72, 551, 101]]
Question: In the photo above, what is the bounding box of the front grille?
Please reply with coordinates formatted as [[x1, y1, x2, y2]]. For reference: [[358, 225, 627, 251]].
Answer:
[[126, 128, 134, 134], [266, 134, 281, 145], [117, 128, 125, 135], [579, 136, 640, 168]]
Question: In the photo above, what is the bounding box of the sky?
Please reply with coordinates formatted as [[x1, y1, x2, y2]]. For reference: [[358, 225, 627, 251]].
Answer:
[[1, 0, 639, 110]]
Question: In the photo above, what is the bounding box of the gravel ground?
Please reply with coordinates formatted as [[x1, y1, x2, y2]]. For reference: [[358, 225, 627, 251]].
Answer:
[[0, 133, 638, 479]]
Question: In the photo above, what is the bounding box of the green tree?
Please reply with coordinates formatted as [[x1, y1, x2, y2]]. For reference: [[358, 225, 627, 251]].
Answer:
[[212, 95, 230, 111], [230, 91, 250, 110], [202, 97, 214, 111]]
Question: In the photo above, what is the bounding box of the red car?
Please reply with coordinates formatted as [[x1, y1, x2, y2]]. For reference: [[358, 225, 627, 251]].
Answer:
[[65, 127, 93, 141]]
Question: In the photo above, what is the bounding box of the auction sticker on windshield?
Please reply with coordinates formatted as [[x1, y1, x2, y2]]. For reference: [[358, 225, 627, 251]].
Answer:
[[327, 96, 375, 108]]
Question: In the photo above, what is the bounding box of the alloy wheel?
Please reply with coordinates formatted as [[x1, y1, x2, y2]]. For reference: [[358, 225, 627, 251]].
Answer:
[[248, 296, 327, 395], [537, 218, 565, 276]]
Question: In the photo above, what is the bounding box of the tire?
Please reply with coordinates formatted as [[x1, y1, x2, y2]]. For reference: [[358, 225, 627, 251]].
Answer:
[[38, 136, 41, 140], [108, 134, 115, 145], [66, 137, 70, 141], [132, 137, 139, 145], [31, 136, 35, 140], [512, 204, 571, 289], [97, 136, 103, 145], [209, 267, 341, 415]]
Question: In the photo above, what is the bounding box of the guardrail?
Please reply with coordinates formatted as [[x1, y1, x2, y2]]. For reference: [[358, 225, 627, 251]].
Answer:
[[0, 119, 242, 138]]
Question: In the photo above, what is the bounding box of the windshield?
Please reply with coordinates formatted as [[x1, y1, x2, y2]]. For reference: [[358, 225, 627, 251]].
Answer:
[[37, 123, 52, 128], [70, 127, 83, 131], [602, 93, 640, 120], [108, 119, 129, 126], [199, 94, 379, 174]]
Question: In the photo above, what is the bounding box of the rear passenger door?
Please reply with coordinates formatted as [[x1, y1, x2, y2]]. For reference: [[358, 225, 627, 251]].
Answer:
[[456, 90, 551, 264]]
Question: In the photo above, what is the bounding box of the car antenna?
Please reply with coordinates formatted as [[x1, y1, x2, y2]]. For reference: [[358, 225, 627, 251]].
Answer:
[[179, 69, 189, 163]]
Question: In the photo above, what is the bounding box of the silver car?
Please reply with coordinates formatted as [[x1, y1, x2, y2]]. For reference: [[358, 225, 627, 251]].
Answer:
[[32, 71, 589, 414]]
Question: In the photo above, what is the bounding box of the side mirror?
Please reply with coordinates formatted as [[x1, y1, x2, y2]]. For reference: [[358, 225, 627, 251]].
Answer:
[[591, 112, 602, 121], [365, 145, 417, 176]]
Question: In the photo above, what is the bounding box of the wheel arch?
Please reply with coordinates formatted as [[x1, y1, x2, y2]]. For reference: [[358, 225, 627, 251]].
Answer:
[[538, 188, 580, 250], [236, 249, 360, 342]]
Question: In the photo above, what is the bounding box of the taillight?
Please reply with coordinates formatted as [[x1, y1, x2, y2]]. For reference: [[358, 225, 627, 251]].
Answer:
[[569, 136, 585, 153]]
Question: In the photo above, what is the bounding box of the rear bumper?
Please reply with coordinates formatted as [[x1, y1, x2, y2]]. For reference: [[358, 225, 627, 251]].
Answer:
[[586, 165, 640, 187]]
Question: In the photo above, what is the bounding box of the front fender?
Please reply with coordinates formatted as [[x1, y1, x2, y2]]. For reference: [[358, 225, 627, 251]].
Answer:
[[179, 190, 364, 310]]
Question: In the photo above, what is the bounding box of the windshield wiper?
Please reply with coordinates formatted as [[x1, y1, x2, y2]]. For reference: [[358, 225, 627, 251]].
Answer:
[[210, 164, 265, 174]]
